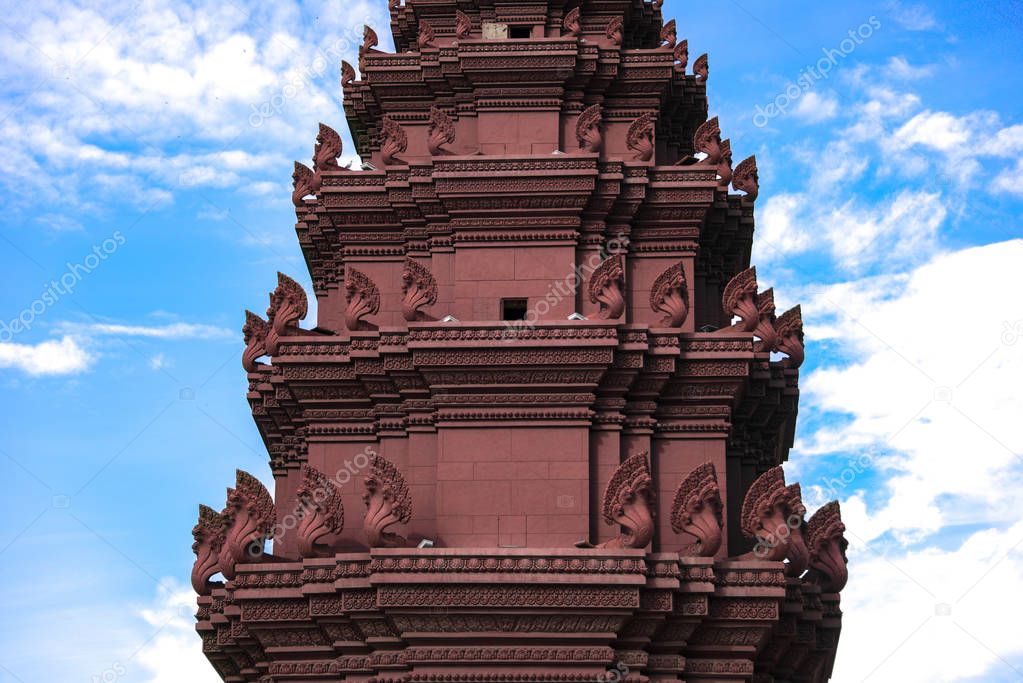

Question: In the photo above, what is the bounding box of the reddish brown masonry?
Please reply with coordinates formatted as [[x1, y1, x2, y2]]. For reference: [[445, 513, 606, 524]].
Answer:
[[193, 1, 847, 680]]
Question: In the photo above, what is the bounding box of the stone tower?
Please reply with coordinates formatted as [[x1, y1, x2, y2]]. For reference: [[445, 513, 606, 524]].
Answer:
[[192, 1, 849, 680]]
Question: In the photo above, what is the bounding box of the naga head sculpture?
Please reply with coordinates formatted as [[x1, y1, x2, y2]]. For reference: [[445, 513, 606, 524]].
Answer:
[[694, 52, 709, 82], [380, 116, 408, 165], [217, 470, 275, 580], [627, 112, 656, 162], [775, 305, 805, 369], [720, 266, 759, 333], [598, 452, 655, 549], [649, 262, 689, 327], [417, 20, 436, 49], [191, 504, 226, 595], [753, 288, 777, 353], [344, 267, 381, 331], [605, 16, 623, 46], [363, 454, 412, 548], [265, 272, 308, 355], [671, 462, 723, 557], [806, 501, 849, 593], [455, 10, 472, 39], [673, 39, 689, 73], [401, 258, 438, 321], [693, 116, 722, 166], [733, 154, 759, 201], [563, 7, 581, 37], [588, 254, 626, 319], [241, 310, 269, 372], [660, 19, 677, 48], [717, 138, 733, 187], [291, 161, 317, 208], [313, 123, 342, 174], [783, 483, 809, 577], [294, 464, 345, 558], [427, 106, 456, 156], [576, 103, 603, 153], [740, 466, 794, 562]]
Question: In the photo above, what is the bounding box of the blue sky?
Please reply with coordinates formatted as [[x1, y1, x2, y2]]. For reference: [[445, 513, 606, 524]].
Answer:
[[1, 1, 1021, 681]]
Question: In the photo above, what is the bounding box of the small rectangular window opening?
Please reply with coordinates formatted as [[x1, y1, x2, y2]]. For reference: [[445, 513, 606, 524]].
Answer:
[[509, 25, 532, 39], [502, 298, 529, 321]]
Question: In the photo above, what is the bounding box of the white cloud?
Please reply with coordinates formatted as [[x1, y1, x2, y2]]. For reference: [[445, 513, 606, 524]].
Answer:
[[134, 582, 222, 683], [993, 159, 1023, 197], [792, 91, 839, 123], [885, 1, 941, 31], [0, 335, 92, 375], [799, 240, 1023, 538], [886, 56, 936, 81], [834, 518, 1023, 682], [56, 321, 234, 340]]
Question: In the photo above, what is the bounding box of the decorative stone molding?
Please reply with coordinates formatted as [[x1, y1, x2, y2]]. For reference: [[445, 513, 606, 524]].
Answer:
[[775, 305, 805, 368], [563, 7, 580, 37], [660, 19, 677, 48], [294, 464, 344, 558], [598, 452, 655, 549], [718, 138, 733, 187], [587, 254, 625, 320], [716, 266, 759, 333], [455, 10, 472, 39], [753, 287, 777, 353], [427, 106, 455, 155], [694, 52, 709, 82], [733, 154, 760, 200], [265, 272, 308, 355], [401, 258, 438, 321], [242, 310, 269, 372], [627, 112, 655, 162], [381, 116, 408, 165], [673, 39, 689, 73], [576, 103, 603, 153], [291, 161, 316, 207], [806, 501, 848, 592], [344, 267, 380, 331], [670, 462, 723, 557], [217, 470, 276, 580], [649, 262, 689, 327], [738, 466, 791, 562], [417, 20, 436, 49], [191, 504, 226, 595], [363, 454, 412, 547], [605, 16, 624, 45]]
